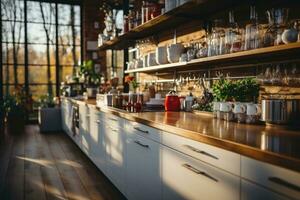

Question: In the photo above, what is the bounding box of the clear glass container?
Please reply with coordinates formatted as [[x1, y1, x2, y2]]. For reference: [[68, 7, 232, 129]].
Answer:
[[264, 8, 289, 46], [245, 6, 262, 50], [225, 11, 243, 53], [208, 20, 225, 56]]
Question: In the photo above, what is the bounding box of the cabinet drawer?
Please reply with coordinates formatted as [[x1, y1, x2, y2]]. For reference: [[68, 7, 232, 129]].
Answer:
[[162, 131, 240, 175], [241, 156, 300, 200], [126, 134, 162, 200], [125, 121, 161, 143], [241, 180, 289, 200], [162, 146, 240, 200], [100, 112, 124, 128]]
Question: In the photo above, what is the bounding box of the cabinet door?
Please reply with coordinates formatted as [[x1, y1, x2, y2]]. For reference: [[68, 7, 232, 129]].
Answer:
[[162, 146, 240, 200], [104, 124, 126, 195], [126, 134, 162, 200], [241, 180, 289, 200], [90, 110, 106, 173]]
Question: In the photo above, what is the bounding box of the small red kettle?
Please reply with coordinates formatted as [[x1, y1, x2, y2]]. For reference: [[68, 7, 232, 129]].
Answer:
[[165, 91, 181, 111]]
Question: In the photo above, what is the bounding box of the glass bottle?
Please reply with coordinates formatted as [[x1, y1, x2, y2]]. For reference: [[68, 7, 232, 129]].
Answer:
[[225, 11, 242, 53], [245, 6, 261, 50]]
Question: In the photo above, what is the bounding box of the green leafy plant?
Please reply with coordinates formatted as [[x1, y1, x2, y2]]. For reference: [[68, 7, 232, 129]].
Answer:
[[212, 77, 259, 102], [78, 60, 101, 87], [39, 94, 55, 108]]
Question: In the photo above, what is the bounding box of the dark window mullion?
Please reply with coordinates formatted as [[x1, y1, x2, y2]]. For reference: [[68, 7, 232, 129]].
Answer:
[[55, 2, 60, 97], [24, 0, 29, 97], [0, 0, 3, 99]]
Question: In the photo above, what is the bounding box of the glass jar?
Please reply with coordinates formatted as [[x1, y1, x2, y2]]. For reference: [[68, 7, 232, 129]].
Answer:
[[225, 11, 243, 53], [264, 8, 289, 46], [208, 20, 225, 56], [245, 6, 262, 50]]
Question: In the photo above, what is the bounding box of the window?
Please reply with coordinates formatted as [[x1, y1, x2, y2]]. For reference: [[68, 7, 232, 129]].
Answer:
[[1, 0, 82, 101]]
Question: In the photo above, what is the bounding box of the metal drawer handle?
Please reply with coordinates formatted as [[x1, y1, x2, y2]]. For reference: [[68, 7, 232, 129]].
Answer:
[[134, 127, 149, 134], [182, 163, 218, 182], [109, 127, 118, 132], [109, 118, 118, 121], [95, 120, 101, 124], [134, 140, 149, 148], [268, 177, 300, 192], [183, 145, 218, 160]]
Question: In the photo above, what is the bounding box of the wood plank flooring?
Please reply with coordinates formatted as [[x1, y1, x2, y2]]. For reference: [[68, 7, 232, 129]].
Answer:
[[0, 125, 126, 200]]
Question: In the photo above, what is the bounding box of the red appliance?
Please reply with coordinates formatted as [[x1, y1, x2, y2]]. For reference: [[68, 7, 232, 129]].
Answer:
[[165, 91, 181, 111]]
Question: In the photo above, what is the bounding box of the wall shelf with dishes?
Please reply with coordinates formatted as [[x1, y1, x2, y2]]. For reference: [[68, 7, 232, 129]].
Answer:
[[98, 0, 244, 50], [125, 42, 300, 73]]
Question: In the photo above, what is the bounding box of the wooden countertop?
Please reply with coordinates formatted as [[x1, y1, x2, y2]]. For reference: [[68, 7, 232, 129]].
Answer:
[[65, 98, 300, 172]]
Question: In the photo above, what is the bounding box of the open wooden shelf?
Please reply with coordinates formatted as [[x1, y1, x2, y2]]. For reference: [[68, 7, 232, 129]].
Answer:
[[125, 42, 300, 73], [98, 0, 243, 50]]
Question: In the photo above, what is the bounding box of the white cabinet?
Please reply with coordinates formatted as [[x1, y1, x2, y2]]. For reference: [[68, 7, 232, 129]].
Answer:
[[162, 146, 240, 200], [89, 108, 106, 173], [61, 99, 72, 136], [126, 133, 162, 200], [79, 103, 90, 154], [241, 180, 289, 200], [241, 156, 300, 200], [103, 122, 126, 196]]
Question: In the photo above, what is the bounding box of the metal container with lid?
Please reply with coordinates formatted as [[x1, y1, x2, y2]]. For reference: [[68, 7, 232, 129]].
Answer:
[[261, 98, 300, 125]]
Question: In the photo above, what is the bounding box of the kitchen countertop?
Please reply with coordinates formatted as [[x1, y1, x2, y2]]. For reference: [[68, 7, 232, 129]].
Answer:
[[65, 97, 300, 172]]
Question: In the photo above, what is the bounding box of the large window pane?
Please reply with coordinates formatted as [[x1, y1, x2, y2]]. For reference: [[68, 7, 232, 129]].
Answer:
[[58, 4, 81, 26], [28, 23, 56, 44], [28, 66, 56, 84], [58, 25, 81, 46], [28, 44, 56, 65], [29, 85, 56, 100], [2, 21, 25, 43], [59, 46, 80, 65], [2, 65, 25, 84], [1, 0, 25, 21], [27, 1, 56, 24], [61, 66, 74, 81], [2, 43, 25, 64]]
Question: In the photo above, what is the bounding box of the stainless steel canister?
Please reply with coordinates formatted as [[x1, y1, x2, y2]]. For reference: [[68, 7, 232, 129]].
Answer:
[[261, 99, 300, 125]]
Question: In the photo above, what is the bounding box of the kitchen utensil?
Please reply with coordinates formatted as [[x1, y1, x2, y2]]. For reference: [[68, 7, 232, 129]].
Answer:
[[156, 46, 169, 64], [261, 99, 300, 125], [167, 43, 184, 63], [165, 91, 181, 111]]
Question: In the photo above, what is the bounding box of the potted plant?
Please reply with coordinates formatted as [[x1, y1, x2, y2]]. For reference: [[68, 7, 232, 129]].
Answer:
[[212, 77, 259, 102], [125, 75, 139, 93], [4, 95, 26, 134], [79, 60, 101, 98], [38, 95, 61, 132]]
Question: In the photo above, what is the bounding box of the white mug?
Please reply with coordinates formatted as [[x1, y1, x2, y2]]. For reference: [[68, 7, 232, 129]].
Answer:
[[220, 102, 233, 112], [246, 103, 261, 115], [233, 103, 246, 114], [213, 102, 220, 111]]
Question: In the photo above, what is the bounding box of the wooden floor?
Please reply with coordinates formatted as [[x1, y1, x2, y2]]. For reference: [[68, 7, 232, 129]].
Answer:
[[0, 125, 126, 200]]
